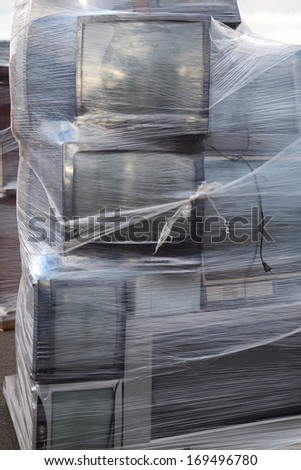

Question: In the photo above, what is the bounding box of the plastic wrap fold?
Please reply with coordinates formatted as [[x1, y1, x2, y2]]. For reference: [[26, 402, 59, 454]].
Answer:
[[4, 0, 301, 450]]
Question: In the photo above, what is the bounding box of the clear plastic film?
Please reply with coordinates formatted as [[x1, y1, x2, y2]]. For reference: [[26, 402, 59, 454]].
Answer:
[[19, 0, 241, 27], [0, 41, 19, 192], [0, 41, 21, 322], [0, 194, 21, 318], [4, 0, 301, 450]]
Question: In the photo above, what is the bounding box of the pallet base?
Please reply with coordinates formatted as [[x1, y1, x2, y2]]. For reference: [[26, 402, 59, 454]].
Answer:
[[0, 311, 16, 331]]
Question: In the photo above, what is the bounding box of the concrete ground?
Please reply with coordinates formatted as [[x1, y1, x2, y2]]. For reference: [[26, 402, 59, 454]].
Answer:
[[0, 330, 19, 449]]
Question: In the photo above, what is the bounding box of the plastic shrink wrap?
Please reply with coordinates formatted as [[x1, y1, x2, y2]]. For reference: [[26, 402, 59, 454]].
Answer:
[[20, 0, 241, 28], [0, 41, 19, 192], [4, 0, 301, 449], [0, 41, 21, 329], [0, 194, 21, 330]]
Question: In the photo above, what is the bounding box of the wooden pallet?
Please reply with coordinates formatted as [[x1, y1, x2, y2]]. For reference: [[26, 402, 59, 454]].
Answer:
[[0, 310, 15, 331]]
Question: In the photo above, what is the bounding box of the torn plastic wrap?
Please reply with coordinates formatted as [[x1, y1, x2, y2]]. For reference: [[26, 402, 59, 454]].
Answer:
[[4, 0, 301, 450]]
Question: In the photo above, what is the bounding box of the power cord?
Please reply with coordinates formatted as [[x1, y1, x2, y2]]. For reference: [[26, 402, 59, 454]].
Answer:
[[206, 144, 272, 274]]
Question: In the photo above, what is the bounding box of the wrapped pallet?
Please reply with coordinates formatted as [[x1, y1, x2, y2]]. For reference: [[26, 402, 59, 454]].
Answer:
[[0, 41, 19, 193], [0, 41, 21, 330], [4, 0, 301, 450]]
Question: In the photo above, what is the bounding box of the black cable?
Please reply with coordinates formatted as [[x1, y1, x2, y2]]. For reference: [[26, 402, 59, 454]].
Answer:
[[206, 144, 272, 274]]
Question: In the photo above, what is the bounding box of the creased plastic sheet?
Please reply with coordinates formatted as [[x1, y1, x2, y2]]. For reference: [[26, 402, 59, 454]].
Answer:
[[4, 0, 301, 450]]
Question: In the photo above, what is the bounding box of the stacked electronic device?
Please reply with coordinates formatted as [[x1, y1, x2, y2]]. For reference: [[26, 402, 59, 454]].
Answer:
[[5, 0, 301, 450], [0, 41, 19, 193], [0, 41, 21, 330]]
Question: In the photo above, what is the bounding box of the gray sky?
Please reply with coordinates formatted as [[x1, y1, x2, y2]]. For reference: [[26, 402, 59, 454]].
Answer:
[[240, 0, 301, 44], [0, 0, 301, 44]]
